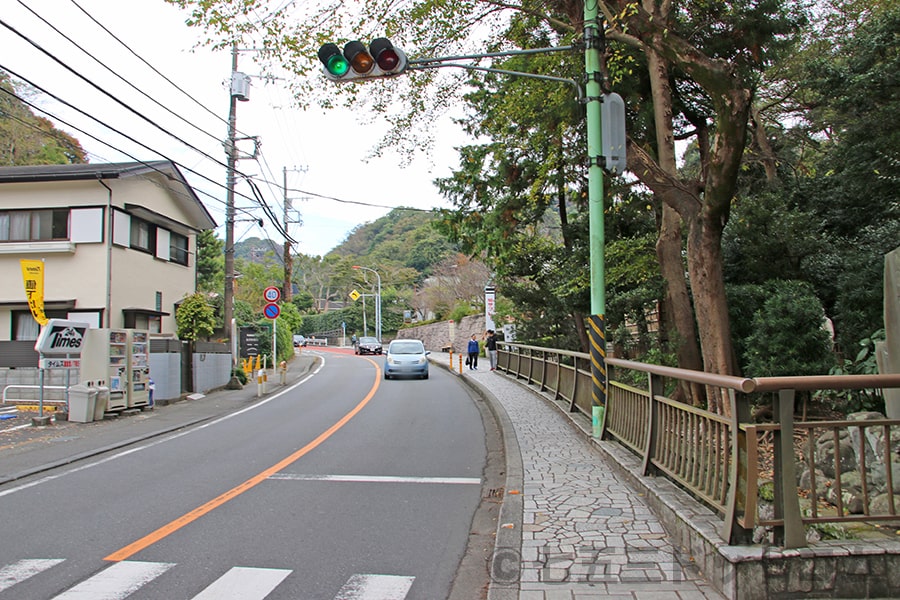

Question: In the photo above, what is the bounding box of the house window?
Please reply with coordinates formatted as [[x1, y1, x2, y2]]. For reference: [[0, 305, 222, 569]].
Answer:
[[130, 217, 156, 254], [0, 209, 68, 242], [12, 310, 67, 340], [170, 232, 189, 265]]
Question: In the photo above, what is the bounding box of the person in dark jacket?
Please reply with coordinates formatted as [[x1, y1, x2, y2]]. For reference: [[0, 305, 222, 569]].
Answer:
[[484, 329, 498, 371], [467, 334, 480, 370]]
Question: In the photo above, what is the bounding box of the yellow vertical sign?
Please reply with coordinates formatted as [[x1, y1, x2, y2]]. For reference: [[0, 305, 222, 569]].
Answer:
[[20, 259, 49, 326]]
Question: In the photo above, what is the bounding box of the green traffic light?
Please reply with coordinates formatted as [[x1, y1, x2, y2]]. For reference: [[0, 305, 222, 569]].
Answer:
[[327, 54, 349, 76], [317, 43, 350, 77]]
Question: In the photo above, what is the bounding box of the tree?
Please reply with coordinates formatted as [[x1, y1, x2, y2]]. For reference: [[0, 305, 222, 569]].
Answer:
[[1, 71, 87, 165], [196, 230, 224, 293], [176, 292, 216, 342], [743, 281, 835, 378], [417, 254, 492, 321], [744, 1, 900, 354]]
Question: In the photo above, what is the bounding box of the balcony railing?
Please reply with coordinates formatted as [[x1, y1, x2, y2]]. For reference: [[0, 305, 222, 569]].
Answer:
[[497, 341, 900, 548]]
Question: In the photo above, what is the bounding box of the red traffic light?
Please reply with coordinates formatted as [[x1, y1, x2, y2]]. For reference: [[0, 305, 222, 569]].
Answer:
[[369, 38, 400, 71]]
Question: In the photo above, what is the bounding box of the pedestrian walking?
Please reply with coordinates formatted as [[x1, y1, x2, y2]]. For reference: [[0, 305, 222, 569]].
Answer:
[[484, 329, 498, 371], [467, 334, 480, 370]]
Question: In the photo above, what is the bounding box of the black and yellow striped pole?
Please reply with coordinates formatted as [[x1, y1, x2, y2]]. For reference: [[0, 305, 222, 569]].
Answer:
[[584, 2, 607, 438]]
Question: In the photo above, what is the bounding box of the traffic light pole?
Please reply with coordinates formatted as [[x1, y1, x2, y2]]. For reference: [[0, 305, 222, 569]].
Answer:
[[408, 37, 607, 437], [583, 4, 608, 438]]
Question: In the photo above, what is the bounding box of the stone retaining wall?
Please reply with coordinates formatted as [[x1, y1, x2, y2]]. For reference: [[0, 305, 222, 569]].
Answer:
[[396, 314, 486, 355]]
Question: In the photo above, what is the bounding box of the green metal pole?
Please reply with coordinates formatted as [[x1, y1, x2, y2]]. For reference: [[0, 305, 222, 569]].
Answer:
[[584, 2, 607, 437]]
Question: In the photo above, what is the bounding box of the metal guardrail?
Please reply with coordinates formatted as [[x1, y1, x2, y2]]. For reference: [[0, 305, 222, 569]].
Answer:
[[497, 341, 900, 548], [2, 384, 67, 404]]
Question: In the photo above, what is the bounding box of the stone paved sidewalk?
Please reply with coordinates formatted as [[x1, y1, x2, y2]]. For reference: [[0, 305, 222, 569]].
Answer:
[[464, 367, 726, 600]]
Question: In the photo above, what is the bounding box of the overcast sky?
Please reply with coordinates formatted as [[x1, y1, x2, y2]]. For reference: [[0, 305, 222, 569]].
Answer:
[[2, 0, 467, 257]]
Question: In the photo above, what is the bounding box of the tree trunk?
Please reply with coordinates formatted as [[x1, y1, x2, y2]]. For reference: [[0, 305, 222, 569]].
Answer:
[[573, 311, 589, 353], [611, 0, 753, 414], [685, 211, 738, 415], [644, 39, 706, 405], [656, 204, 705, 405]]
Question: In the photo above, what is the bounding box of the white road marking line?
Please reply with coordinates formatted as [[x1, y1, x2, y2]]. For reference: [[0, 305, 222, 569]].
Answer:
[[0, 558, 65, 592], [191, 566, 291, 599], [269, 473, 481, 485], [52, 560, 174, 599], [0, 357, 324, 499], [334, 574, 415, 600]]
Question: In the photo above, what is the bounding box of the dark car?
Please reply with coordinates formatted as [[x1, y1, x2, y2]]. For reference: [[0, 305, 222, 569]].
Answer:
[[355, 336, 382, 355]]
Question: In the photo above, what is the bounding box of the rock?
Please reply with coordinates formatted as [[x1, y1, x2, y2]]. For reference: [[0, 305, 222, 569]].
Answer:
[[869, 492, 900, 515], [798, 467, 829, 498], [816, 437, 857, 478], [868, 462, 900, 494]]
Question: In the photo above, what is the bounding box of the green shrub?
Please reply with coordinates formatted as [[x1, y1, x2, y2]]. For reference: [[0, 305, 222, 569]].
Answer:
[[743, 281, 835, 377]]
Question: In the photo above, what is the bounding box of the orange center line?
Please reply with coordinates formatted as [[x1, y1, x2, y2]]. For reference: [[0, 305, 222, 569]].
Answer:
[[105, 359, 381, 562]]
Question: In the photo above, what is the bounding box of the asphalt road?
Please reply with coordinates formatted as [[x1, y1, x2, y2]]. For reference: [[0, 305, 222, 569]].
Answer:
[[0, 350, 500, 599]]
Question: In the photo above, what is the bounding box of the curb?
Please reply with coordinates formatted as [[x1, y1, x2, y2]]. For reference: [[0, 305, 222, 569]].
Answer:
[[431, 358, 523, 599]]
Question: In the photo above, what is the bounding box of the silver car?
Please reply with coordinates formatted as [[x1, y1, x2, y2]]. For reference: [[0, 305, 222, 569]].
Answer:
[[384, 339, 430, 380]]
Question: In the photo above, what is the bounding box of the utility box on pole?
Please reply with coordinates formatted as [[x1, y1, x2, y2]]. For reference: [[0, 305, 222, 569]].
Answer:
[[601, 93, 627, 174]]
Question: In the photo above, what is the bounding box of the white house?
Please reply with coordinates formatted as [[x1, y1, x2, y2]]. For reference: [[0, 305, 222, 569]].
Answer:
[[0, 161, 216, 368]]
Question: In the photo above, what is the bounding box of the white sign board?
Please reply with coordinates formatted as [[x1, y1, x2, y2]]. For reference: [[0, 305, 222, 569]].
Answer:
[[40, 358, 81, 369], [34, 319, 90, 356], [485, 286, 496, 332]]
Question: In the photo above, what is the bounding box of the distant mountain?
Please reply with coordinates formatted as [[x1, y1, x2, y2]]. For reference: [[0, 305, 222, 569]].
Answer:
[[233, 209, 458, 280], [328, 208, 456, 276], [234, 237, 282, 264]]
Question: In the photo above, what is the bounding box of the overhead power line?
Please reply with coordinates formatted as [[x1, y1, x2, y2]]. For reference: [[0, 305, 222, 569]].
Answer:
[[15, 0, 226, 148]]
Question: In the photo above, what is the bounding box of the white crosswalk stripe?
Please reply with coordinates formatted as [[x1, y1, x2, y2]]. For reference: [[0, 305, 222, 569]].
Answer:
[[191, 566, 292, 599], [53, 560, 175, 599], [0, 559, 415, 599], [334, 574, 415, 600], [0, 558, 64, 592]]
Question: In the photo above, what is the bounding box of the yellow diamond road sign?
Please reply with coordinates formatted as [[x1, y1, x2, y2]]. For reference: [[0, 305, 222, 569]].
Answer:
[[349, 289, 361, 301]]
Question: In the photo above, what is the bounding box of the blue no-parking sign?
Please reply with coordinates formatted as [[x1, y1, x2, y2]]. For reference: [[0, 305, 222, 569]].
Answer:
[[263, 302, 280, 319]]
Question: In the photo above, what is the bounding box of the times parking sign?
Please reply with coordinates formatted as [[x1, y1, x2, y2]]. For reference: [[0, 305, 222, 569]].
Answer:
[[34, 319, 90, 355]]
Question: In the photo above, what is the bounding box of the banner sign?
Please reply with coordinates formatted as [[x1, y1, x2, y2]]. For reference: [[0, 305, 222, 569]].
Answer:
[[485, 286, 496, 331], [20, 259, 49, 326], [34, 319, 89, 355]]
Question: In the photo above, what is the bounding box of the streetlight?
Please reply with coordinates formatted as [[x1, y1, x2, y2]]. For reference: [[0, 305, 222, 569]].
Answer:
[[352, 266, 381, 341]]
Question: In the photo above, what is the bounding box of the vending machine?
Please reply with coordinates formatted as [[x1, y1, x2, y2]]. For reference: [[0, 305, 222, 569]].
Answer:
[[128, 330, 150, 407], [81, 329, 129, 411]]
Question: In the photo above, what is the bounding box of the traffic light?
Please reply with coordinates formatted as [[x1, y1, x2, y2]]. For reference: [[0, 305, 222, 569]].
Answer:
[[317, 38, 408, 82]]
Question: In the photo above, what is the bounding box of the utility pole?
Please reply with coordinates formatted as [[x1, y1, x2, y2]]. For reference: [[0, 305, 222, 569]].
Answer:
[[282, 167, 307, 304], [282, 167, 293, 303], [224, 41, 238, 347]]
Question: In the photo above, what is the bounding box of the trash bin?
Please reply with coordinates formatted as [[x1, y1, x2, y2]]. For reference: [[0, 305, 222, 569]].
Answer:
[[93, 386, 109, 421], [68, 384, 98, 423]]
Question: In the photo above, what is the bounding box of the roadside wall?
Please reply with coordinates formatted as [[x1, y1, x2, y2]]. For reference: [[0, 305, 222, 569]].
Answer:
[[192, 353, 231, 394], [1, 342, 232, 403], [396, 314, 486, 354]]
